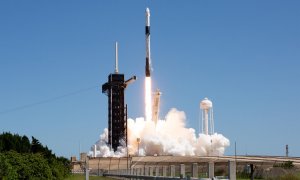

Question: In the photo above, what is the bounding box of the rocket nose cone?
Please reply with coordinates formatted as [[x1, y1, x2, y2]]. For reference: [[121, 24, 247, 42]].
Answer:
[[146, 7, 150, 15]]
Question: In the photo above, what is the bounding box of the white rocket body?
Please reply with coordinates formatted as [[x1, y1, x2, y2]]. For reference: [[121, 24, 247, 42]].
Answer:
[[145, 8, 151, 77]]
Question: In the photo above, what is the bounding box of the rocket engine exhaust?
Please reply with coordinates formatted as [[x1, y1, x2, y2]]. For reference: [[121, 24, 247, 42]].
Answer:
[[145, 77, 152, 121]]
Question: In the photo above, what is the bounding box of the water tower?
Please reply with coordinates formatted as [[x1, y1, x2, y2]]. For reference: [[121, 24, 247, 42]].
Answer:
[[200, 97, 214, 135]]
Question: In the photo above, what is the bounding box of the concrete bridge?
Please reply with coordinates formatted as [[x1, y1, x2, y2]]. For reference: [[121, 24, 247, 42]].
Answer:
[[71, 154, 300, 179]]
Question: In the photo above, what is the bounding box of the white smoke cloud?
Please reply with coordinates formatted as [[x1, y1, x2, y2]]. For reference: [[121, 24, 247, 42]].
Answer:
[[90, 108, 230, 157]]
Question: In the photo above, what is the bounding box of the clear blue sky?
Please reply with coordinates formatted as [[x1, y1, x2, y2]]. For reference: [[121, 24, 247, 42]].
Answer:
[[1, 1, 299, 158]]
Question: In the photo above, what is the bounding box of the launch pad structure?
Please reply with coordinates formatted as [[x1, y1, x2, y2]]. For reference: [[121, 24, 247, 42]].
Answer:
[[102, 42, 136, 152]]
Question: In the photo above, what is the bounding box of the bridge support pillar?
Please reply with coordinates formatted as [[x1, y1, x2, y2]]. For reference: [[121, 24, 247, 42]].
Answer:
[[155, 166, 160, 176], [228, 160, 236, 180], [149, 166, 154, 176], [180, 164, 185, 178], [140, 168, 143, 176], [140, 167, 144, 176], [170, 165, 175, 177], [163, 166, 167, 177], [208, 161, 214, 179], [192, 163, 198, 178], [145, 166, 149, 176]]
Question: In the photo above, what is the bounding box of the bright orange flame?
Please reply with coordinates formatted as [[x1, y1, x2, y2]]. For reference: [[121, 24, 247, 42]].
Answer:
[[145, 77, 152, 121]]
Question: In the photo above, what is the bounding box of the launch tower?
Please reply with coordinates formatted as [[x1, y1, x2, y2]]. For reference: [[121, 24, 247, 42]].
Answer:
[[102, 42, 136, 151]]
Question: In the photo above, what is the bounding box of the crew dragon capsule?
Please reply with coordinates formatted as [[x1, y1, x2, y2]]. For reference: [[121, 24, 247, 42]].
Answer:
[[145, 7, 151, 77]]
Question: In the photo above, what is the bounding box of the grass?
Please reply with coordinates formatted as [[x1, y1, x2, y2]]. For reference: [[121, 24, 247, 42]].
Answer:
[[64, 174, 115, 180], [273, 172, 300, 180], [237, 172, 300, 180]]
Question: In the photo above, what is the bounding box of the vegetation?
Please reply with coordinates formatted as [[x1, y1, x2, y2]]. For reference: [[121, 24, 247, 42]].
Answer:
[[273, 161, 295, 169], [263, 171, 300, 180], [237, 171, 253, 179], [277, 173, 300, 180], [215, 168, 226, 176], [0, 132, 70, 179]]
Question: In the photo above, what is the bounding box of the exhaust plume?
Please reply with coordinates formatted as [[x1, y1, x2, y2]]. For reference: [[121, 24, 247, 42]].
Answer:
[[90, 108, 230, 157], [145, 77, 152, 121]]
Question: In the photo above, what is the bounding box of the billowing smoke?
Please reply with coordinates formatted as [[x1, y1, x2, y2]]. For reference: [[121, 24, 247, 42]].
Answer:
[[90, 108, 230, 157]]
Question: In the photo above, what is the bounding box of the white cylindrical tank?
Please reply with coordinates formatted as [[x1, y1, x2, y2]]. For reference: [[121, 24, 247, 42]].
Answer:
[[200, 98, 213, 135], [200, 97, 213, 110]]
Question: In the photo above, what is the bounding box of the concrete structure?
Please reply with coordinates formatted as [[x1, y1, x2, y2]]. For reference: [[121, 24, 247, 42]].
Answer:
[[141, 166, 144, 176], [170, 165, 175, 177], [192, 163, 198, 178], [155, 166, 159, 176], [145, 165, 149, 176], [228, 160, 236, 180], [71, 155, 300, 178], [180, 164, 185, 178], [71, 156, 77, 162], [163, 166, 167, 176], [208, 161, 214, 178], [149, 166, 154, 176], [85, 156, 89, 180], [80, 153, 87, 162]]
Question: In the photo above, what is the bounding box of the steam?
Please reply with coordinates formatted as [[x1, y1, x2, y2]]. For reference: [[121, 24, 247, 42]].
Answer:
[[90, 108, 230, 157]]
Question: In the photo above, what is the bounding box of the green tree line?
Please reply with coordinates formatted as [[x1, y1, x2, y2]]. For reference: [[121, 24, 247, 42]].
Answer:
[[0, 132, 70, 179]]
